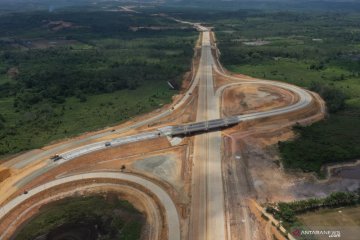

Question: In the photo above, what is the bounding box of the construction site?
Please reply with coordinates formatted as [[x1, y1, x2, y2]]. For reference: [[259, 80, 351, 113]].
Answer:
[[0, 21, 356, 240]]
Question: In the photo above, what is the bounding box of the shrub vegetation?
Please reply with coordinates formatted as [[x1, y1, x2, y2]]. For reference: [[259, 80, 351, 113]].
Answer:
[[0, 10, 196, 156]]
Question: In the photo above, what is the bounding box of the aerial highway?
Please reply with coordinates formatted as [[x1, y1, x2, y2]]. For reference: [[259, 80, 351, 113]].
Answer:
[[189, 30, 227, 240], [0, 19, 319, 240], [0, 172, 180, 240], [181, 24, 316, 240]]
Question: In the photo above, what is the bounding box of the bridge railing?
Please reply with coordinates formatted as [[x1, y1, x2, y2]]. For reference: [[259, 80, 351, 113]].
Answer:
[[167, 117, 240, 136]]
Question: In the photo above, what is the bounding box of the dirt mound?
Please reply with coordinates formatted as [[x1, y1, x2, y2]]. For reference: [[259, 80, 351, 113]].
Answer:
[[221, 84, 296, 117]]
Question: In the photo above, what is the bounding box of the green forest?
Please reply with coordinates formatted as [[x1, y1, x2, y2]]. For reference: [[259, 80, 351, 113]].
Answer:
[[0, 10, 196, 156]]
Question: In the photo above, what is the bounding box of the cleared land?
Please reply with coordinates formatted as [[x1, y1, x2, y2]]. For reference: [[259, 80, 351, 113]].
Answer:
[[221, 84, 296, 116], [299, 206, 360, 227], [298, 206, 360, 240]]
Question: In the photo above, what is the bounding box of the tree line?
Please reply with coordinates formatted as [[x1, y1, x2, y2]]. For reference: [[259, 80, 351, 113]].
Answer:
[[266, 191, 360, 224]]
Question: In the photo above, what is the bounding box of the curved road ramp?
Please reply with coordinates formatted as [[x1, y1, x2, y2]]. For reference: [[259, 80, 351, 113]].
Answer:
[[0, 172, 180, 240]]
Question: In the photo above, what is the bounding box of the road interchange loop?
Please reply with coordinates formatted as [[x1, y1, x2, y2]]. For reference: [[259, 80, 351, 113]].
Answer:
[[0, 172, 180, 240]]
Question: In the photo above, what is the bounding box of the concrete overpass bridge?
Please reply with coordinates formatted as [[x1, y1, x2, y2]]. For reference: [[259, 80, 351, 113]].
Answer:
[[55, 117, 240, 162], [159, 116, 240, 137]]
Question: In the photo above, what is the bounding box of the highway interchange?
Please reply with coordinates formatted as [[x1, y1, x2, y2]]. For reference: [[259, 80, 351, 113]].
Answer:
[[0, 21, 318, 240]]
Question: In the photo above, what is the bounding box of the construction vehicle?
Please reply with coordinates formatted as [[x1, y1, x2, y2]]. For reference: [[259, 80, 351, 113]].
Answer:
[[50, 154, 62, 162]]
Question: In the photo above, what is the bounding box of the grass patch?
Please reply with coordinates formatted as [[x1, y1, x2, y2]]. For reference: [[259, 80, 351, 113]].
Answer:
[[299, 205, 360, 227], [266, 191, 360, 230]]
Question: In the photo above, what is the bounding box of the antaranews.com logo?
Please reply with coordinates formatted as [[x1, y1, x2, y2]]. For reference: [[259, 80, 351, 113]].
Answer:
[[291, 227, 341, 239]]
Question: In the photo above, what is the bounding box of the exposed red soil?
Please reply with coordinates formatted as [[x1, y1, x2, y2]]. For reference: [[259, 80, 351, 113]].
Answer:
[[0, 168, 11, 183], [221, 84, 297, 117]]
